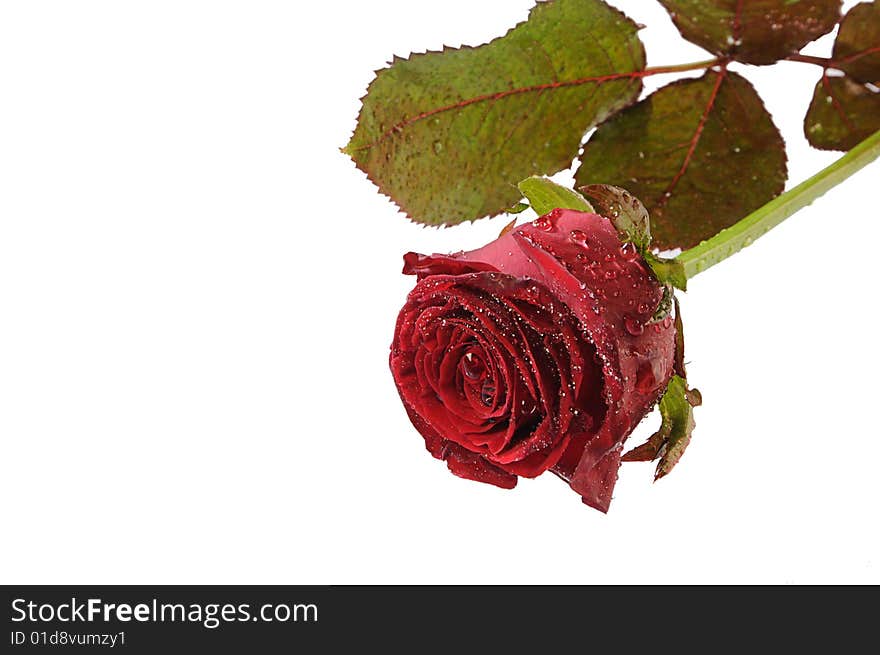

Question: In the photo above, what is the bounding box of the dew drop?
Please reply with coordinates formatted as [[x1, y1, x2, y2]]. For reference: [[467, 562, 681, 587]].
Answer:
[[481, 381, 496, 405], [638, 302, 650, 314], [569, 229, 590, 248], [533, 215, 553, 231], [433, 141, 443, 154], [624, 316, 644, 336], [619, 242, 638, 260], [462, 353, 486, 381]]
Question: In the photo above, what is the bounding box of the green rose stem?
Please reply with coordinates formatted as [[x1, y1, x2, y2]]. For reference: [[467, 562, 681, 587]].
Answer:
[[675, 128, 880, 280]]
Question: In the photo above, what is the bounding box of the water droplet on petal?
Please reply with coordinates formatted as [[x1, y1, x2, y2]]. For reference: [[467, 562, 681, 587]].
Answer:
[[624, 316, 644, 336], [533, 215, 554, 231], [461, 353, 486, 381], [569, 229, 590, 247], [619, 242, 638, 260], [481, 381, 496, 405]]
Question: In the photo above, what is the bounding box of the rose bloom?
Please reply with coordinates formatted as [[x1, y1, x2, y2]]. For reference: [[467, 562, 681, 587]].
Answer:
[[390, 209, 675, 511]]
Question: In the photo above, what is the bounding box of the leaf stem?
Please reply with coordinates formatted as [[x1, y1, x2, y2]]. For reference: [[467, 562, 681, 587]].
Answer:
[[786, 53, 833, 67], [787, 46, 880, 69], [675, 129, 880, 280], [643, 58, 724, 76]]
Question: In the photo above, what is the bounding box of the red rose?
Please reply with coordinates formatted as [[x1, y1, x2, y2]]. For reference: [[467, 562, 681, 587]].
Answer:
[[390, 208, 675, 511]]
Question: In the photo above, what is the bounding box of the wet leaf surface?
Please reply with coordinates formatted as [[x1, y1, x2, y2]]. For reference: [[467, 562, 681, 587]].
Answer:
[[517, 176, 594, 216], [343, 0, 645, 226], [833, 1, 880, 83], [805, 76, 880, 151], [658, 0, 841, 65], [575, 70, 787, 250]]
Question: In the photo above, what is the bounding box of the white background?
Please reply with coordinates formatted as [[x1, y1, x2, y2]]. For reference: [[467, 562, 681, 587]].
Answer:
[[1, 1, 877, 584]]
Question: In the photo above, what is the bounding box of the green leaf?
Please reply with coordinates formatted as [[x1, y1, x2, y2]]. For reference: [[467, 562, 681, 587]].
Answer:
[[506, 202, 530, 215], [622, 375, 699, 480], [658, 0, 842, 65], [343, 0, 645, 226], [805, 76, 880, 151], [805, 4, 880, 151], [575, 70, 787, 250], [833, 2, 880, 84], [517, 177, 594, 216], [578, 184, 651, 250]]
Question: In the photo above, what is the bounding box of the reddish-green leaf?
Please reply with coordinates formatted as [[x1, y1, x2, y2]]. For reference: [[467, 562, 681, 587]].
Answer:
[[832, 2, 880, 83], [658, 0, 842, 65], [805, 76, 880, 151], [575, 70, 787, 250], [806, 3, 880, 151], [343, 0, 645, 226]]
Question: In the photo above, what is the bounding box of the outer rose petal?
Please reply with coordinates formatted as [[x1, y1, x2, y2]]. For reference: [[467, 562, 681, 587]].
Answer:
[[573, 442, 623, 513], [443, 444, 518, 490], [401, 401, 517, 489]]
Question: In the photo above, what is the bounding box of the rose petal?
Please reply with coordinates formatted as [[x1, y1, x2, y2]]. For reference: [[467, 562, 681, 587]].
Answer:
[[442, 444, 517, 490]]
